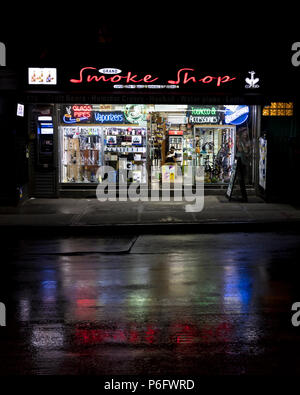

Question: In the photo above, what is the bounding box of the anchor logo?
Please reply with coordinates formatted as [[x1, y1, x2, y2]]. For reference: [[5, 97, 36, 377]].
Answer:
[[245, 71, 260, 88]]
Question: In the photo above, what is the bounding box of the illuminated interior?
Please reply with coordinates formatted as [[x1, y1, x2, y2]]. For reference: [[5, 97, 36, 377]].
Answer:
[[59, 104, 251, 185]]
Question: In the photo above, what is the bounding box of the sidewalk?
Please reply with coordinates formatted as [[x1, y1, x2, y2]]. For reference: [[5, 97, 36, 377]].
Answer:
[[1, 196, 300, 234]]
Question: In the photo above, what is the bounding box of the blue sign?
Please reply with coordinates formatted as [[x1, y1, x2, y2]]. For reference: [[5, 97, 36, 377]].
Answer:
[[94, 111, 124, 123], [224, 105, 249, 125]]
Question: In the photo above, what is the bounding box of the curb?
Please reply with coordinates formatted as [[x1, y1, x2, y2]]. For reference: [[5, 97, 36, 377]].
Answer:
[[1, 220, 300, 236]]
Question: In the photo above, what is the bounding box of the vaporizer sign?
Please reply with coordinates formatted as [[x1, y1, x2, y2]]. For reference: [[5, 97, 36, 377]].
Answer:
[[94, 111, 125, 123]]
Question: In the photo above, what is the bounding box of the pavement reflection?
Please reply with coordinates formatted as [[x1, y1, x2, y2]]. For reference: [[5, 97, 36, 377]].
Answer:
[[2, 233, 300, 375]]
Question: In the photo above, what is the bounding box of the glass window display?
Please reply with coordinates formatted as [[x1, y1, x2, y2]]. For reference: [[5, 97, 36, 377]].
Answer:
[[60, 126, 103, 183], [58, 104, 251, 186]]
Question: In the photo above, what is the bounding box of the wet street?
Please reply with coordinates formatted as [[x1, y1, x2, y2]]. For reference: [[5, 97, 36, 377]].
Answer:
[[1, 232, 300, 375]]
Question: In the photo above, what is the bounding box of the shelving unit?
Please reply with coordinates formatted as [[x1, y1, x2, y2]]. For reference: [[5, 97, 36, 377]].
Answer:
[[60, 126, 103, 183], [103, 126, 147, 183]]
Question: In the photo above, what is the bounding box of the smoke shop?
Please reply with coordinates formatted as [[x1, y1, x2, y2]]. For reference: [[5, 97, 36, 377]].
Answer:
[[23, 65, 296, 200]]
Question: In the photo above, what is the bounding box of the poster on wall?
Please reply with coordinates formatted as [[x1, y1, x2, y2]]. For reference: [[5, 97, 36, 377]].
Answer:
[[259, 137, 267, 189], [16, 103, 24, 117], [28, 68, 57, 85]]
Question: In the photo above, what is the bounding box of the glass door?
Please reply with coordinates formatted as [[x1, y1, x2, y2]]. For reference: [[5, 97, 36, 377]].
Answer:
[[194, 126, 235, 184]]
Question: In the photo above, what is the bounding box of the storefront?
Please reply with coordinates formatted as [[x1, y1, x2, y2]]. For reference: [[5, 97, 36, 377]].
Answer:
[[24, 65, 293, 199], [26, 101, 257, 197]]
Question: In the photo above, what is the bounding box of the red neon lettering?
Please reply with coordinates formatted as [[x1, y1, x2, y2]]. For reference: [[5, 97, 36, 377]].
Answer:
[[124, 71, 143, 83], [73, 112, 91, 118], [144, 74, 159, 83], [72, 105, 92, 111], [70, 67, 236, 87], [216, 75, 236, 86], [200, 75, 214, 84], [111, 74, 122, 83], [184, 74, 196, 84], [168, 68, 195, 84], [70, 67, 97, 83], [72, 105, 92, 119], [87, 74, 108, 82]]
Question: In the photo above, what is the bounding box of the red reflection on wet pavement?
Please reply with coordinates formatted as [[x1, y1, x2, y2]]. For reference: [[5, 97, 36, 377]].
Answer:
[[74, 322, 232, 346], [170, 323, 198, 344]]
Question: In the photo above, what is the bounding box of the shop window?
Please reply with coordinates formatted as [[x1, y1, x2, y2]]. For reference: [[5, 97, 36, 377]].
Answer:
[[59, 104, 253, 186], [262, 102, 294, 117]]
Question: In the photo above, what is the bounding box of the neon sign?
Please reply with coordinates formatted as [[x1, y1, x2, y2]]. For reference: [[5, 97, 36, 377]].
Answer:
[[70, 67, 159, 84], [188, 105, 222, 124], [124, 104, 146, 123], [62, 105, 91, 124], [70, 67, 237, 88], [191, 106, 217, 115], [167, 68, 236, 86], [189, 115, 219, 124], [62, 106, 133, 124], [72, 105, 92, 119], [94, 111, 124, 123]]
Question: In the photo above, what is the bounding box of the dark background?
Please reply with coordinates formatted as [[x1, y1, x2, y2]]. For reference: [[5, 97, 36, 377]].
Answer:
[[1, 15, 299, 98], [0, 13, 298, 73]]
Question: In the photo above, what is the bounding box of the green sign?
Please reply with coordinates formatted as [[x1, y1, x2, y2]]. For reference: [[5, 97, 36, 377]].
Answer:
[[187, 105, 223, 124], [191, 106, 217, 116]]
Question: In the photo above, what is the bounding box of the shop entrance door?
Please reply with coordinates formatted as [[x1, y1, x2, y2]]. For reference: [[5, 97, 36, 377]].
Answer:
[[193, 125, 235, 184]]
